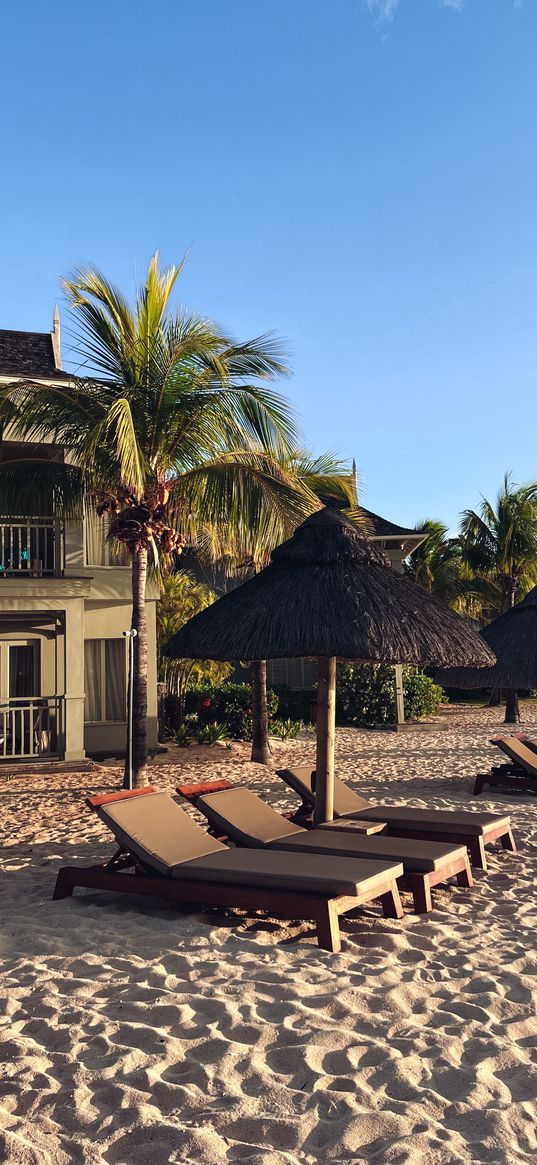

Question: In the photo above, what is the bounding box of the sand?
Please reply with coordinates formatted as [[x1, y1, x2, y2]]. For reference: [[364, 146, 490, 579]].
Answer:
[[0, 705, 536, 1164]]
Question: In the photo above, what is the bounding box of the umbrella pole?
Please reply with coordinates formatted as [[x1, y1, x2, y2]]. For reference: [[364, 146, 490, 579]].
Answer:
[[315, 656, 336, 825]]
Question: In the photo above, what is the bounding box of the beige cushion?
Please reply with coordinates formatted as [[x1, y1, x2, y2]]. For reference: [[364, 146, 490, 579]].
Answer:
[[272, 830, 466, 872], [172, 848, 403, 896], [493, 737, 537, 775], [198, 788, 305, 848], [277, 767, 374, 814], [96, 792, 224, 876], [357, 806, 511, 837]]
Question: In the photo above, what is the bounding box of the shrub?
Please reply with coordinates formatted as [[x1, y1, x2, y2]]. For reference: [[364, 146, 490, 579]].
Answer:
[[270, 718, 303, 740], [185, 682, 279, 741], [337, 664, 445, 726], [196, 721, 228, 745]]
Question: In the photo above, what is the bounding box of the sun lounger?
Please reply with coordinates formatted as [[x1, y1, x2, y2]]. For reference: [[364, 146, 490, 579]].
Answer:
[[52, 787, 404, 953], [474, 736, 537, 796], [190, 785, 473, 915], [276, 767, 516, 870]]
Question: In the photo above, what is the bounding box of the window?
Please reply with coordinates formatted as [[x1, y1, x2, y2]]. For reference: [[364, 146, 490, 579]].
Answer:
[[266, 659, 318, 690], [84, 639, 126, 722]]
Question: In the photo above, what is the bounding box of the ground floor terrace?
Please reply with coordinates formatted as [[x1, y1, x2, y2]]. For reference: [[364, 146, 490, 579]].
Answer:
[[0, 706, 535, 1164], [0, 597, 158, 764]]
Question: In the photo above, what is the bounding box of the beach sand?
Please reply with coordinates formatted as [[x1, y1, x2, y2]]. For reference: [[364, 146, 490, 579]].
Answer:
[[1, 706, 536, 1164]]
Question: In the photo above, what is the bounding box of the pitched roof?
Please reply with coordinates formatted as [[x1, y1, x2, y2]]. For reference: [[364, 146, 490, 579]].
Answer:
[[360, 508, 422, 539], [0, 329, 67, 379]]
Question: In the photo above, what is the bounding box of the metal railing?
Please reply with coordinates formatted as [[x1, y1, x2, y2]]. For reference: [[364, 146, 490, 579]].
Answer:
[[0, 696, 64, 760], [0, 519, 64, 577]]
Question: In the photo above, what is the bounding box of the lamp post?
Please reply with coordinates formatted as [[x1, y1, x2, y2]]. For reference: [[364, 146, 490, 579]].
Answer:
[[123, 629, 138, 790]]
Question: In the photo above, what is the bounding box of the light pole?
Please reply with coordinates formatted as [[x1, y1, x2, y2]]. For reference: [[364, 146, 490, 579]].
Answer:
[[123, 629, 138, 790]]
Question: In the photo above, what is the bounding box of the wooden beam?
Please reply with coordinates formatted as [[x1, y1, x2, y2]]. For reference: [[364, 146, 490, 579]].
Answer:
[[394, 664, 405, 726], [315, 656, 337, 825]]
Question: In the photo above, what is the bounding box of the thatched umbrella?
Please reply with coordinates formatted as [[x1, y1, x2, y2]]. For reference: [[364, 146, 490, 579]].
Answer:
[[437, 585, 537, 721], [165, 508, 494, 823]]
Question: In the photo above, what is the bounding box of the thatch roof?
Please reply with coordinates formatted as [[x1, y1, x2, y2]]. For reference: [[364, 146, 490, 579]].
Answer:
[[437, 585, 537, 690], [166, 508, 495, 667]]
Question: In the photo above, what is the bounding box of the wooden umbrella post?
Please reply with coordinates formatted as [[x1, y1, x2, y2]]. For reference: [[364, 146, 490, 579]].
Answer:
[[315, 656, 337, 825]]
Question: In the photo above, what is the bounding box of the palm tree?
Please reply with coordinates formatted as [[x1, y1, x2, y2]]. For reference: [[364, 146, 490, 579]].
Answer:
[[0, 253, 310, 785], [200, 451, 356, 762], [460, 473, 537, 721], [404, 520, 463, 606]]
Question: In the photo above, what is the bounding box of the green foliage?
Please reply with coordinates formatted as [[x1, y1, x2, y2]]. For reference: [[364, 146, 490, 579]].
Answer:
[[270, 718, 303, 740], [185, 682, 279, 741], [270, 685, 317, 722], [460, 473, 537, 618], [404, 519, 463, 607], [158, 572, 232, 708], [175, 723, 194, 747], [196, 721, 228, 745], [338, 664, 445, 726]]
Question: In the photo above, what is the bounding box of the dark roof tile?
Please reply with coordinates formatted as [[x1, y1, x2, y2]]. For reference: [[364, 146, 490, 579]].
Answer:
[[0, 329, 62, 378]]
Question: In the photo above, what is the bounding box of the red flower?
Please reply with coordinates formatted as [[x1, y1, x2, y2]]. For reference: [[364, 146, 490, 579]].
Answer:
[[201, 699, 211, 708]]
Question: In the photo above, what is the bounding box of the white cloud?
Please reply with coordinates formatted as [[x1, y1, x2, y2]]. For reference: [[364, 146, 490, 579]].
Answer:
[[364, 0, 400, 21]]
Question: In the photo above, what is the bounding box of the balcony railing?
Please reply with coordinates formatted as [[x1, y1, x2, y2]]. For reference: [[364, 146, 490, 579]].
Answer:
[[0, 519, 64, 577], [0, 696, 64, 761]]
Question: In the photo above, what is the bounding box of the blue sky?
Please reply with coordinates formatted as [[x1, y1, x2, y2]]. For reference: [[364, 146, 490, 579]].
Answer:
[[1, 0, 535, 531]]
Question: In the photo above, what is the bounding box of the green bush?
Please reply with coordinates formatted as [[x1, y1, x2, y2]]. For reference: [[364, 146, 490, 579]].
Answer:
[[337, 664, 445, 726], [184, 682, 279, 741]]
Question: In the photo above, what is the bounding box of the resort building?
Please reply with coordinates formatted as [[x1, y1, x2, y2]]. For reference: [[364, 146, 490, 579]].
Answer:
[[0, 313, 159, 764]]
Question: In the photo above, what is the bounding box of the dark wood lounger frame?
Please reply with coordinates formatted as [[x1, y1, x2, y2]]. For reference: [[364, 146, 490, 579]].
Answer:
[[272, 776, 516, 872], [177, 781, 475, 915], [52, 789, 403, 953]]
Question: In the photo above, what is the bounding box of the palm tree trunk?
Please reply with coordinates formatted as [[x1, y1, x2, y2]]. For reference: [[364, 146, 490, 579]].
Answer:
[[124, 547, 148, 788], [250, 660, 272, 765], [504, 689, 520, 724]]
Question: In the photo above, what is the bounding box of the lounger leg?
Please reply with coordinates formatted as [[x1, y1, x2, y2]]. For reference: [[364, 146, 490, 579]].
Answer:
[[408, 874, 432, 914], [473, 774, 486, 795], [52, 868, 75, 900], [315, 901, 341, 953], [380, 883, 404, 920], [468, 837, 487, 870], [456, 859, 474, 889], [501, 828, 517, 854]]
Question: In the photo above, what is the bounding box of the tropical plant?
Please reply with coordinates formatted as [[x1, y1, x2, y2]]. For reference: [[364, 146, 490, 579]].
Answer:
[[269, 718, 303, 740], [196, 721, 228, 745], [0, 253, 311, 787], [404, 520, 464, 606], [337, 664, 444, 726], [185, 681, 279, 741], [157, 571, 232, 724], [460, 474, 537, 617]]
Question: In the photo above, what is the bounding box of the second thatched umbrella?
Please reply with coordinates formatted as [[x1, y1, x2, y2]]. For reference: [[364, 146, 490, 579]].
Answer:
[[165, 508, 494, 823], [437, 585, 537, 722]]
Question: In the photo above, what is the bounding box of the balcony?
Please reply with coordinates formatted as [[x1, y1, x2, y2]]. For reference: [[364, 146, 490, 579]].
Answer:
[[0, 519, 64, 578], [0, 695, 64, 761]]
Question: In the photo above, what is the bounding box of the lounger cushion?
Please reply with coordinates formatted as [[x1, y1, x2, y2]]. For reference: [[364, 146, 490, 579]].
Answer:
[[355, 806, 511, 837], [96, 792, 225, 877], [490, 738, 537, 776], [198, 788, 305, 847], [270, 830, 467, 872], [172, 849, 404, 896], [277, 767, 374, 814]]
